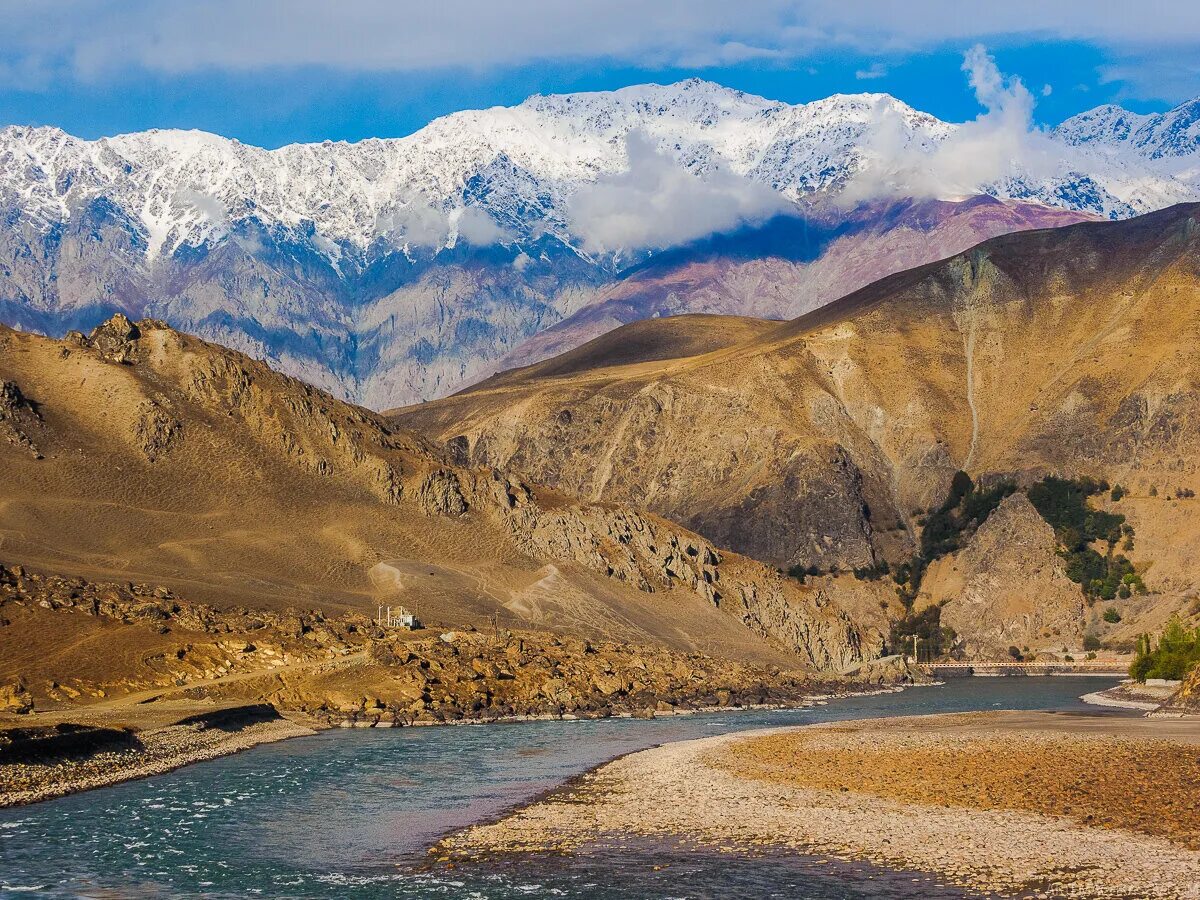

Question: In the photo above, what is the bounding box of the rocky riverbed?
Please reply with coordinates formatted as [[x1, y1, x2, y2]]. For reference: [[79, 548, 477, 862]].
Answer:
[[444, 711, 1200, 898]]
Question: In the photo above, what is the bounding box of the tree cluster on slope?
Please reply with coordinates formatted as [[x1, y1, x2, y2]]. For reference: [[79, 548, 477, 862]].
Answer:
[[1026, 476, 1145, 601]]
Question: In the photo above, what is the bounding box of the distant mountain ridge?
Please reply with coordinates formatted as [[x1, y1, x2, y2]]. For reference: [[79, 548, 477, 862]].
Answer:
[[1, 79, 1199, 407]]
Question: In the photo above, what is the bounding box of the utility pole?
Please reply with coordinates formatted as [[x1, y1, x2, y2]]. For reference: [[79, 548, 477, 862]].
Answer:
[[913, 633, 919, 663]]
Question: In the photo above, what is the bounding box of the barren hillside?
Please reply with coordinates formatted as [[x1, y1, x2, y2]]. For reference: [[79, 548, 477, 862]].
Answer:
[[396, 203, 1200, 654], [0, 316, 877, 672]]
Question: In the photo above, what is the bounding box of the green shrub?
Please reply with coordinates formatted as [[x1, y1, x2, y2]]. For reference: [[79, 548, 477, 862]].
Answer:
[[1129, 617, 1200, 681], [1028, 476, 1146, 601], [1008, 645, 1023, 661], [786, 563, 823, 581], [853, 561, 890, 581], [1082, 633, 1102, 651], [1102, 606, 1122, 624], [1110, 484, 1126, 501]]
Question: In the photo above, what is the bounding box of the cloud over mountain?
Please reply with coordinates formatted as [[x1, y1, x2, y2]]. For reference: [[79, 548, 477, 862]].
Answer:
[[567, 132, 794, 253], [0, 76, 1198, 411], [843, 45, 1058, 202]]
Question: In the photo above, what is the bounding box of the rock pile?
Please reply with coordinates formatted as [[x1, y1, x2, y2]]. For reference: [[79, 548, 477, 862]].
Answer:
[[281, 628, 855, 728]]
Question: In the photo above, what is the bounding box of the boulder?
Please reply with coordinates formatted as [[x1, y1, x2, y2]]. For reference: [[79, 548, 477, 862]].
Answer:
[[1, 680, 34, 714]]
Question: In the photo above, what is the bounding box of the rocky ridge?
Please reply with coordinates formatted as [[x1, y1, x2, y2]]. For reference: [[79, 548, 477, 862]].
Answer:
[[0, 562, 898, 736], [922, 494, 1087, 656]]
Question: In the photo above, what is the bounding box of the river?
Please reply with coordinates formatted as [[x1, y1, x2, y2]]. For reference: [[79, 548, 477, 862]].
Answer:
[[0, 677, 1124, 898]]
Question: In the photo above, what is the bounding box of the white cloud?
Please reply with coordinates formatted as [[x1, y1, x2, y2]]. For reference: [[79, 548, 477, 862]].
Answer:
[[3, 2, 1198, 96], [378, 203, 449, 248], [453, 207, 510, 246], [566, 131, 794, 254], [842, 44, 1059, 203], [174, 188, 229, 230], [377, 202, 509, 249], [855, 62, 888, 80]]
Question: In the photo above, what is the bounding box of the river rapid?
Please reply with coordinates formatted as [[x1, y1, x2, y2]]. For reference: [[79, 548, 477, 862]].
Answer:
[[0, 677, 1125, 899]]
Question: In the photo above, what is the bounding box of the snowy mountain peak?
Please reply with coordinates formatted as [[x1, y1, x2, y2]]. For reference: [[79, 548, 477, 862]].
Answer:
[[0, 81, 1198, 266], [2, 79, 1200, 413], [1055, 96, 1200, 161]]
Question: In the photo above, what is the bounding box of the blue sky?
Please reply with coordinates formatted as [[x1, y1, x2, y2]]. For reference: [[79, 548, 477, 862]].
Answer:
[[1, 1, 1198, 147]]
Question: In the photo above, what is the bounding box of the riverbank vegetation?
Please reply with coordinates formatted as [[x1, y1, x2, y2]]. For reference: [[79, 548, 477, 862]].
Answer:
[[1130, 617, 1200, 681], [888, 603, 956, 659]]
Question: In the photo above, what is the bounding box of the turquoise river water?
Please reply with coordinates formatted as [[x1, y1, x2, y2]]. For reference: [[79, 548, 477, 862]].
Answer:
[[0, 677, 1124, 899]]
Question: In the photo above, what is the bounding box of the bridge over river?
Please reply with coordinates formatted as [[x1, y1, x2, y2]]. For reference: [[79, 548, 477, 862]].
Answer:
[[920, 661, 1128, 677]]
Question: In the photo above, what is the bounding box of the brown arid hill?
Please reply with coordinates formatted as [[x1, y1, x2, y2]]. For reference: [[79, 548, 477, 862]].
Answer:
[[0, 314, 884, 675], [395, 203, 1200, 654], [479, 197, 1096, 378]]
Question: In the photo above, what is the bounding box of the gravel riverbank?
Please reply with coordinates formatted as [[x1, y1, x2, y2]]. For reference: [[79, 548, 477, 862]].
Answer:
[[1081, 678, 1180, 711], [444, 711, 1200, 898], [0, 717, 314, 807]]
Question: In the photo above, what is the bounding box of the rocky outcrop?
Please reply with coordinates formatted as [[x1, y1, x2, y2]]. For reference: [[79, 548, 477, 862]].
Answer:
[[1159, 666, 1200, 715], [418, 470, 469, 517], [133, 399, 182, 462], [0, 679, 33, 715], [86, 313, 141, 363], [413, 469, 874, 669], [275, 629, 850, 727], [0, 380, 42, 459], [923, 494, 1087, 656]]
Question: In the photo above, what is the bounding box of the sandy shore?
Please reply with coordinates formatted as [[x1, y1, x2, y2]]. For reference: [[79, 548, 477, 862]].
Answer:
[[0, 716, 314, 807], [444, 711, 1200, 898]]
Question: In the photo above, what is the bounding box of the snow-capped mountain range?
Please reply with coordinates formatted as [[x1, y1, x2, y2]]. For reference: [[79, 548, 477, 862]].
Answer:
[[1, 79, 1198, 407]]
